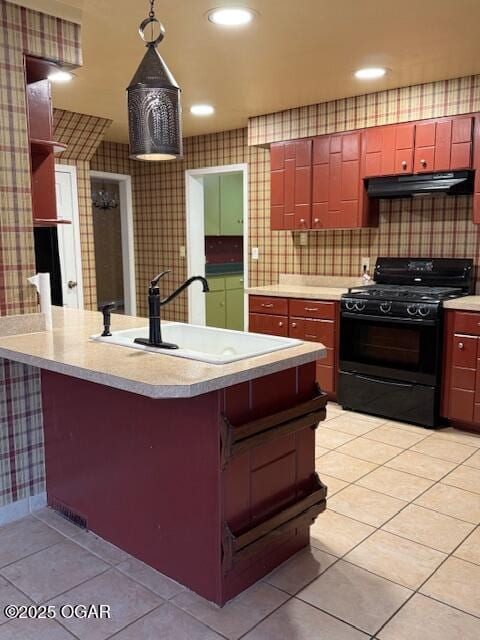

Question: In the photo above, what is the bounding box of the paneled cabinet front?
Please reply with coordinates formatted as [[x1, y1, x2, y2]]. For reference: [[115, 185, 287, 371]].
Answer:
[[249, 295, 338, 395], [270, 139, 312, 230], [442, 310, 480, 430]]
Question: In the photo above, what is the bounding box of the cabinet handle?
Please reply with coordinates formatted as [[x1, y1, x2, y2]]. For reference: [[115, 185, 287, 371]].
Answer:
[[291, 322, 297, 328], [300, 218, 305, 224], [421, 159, 427, 167], [305, 334, 317, 339], [305, 307, 318, 312], [261, 303, 273, 308], [278, 321, 284, 327], [458, 342, 464, 350], [314, 218, 319, 224], [401, 160, 407, 169]]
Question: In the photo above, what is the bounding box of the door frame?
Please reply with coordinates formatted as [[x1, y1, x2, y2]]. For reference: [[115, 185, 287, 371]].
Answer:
[[55, 163, 84, 309], [90, 170, 137, 316], [185, 163, 249, 327]]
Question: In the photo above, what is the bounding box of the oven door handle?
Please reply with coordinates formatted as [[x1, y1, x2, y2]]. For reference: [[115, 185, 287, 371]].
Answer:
[[341, 312, 437, 326], [355, 373, 414, 389]]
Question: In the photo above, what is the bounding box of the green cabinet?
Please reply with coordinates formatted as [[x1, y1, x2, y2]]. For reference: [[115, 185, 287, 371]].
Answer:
[[206, 274, 244, 330], [204, 173, 243, 236]]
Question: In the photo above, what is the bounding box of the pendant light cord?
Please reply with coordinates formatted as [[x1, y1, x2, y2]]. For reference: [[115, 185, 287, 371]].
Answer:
[[149, 0, 155, 19]]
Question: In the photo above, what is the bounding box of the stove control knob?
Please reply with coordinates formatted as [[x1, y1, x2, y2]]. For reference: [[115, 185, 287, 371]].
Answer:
[[407, 304, 418, 316], [418, 305, 430, 317], [355, 301, 366, 311], [380, 302, 392, 313], [345, 300, 356, 311]]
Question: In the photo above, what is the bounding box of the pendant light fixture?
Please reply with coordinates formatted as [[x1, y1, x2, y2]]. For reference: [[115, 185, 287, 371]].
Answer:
[[127, 0, 182, 160]]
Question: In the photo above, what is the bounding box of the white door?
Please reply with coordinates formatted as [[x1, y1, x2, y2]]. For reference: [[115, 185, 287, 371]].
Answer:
[[55, 165, 84, 309]]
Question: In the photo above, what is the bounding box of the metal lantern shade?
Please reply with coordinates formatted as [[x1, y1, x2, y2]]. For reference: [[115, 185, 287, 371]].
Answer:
[[127, 41, 183, 160]]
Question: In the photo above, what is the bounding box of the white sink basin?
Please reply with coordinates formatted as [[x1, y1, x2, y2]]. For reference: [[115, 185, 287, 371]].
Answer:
[[91, 323, 302, 364]]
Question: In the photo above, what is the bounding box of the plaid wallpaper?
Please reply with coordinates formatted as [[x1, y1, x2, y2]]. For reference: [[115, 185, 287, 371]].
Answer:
[[53, 109, 112, 309], [0, 2, 81, 508]]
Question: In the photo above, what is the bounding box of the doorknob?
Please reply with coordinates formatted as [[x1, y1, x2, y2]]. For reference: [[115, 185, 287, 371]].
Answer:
[[67, 280, 78, 289]]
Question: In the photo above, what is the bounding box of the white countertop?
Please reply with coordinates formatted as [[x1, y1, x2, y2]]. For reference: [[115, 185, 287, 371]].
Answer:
[[444, 296, 480, 312], [246, 274, 370, 301], [0, 307, 325, 399]]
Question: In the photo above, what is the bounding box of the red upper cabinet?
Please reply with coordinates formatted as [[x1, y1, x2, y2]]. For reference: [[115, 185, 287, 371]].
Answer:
[[451, 116, 474, 169], [394, 123, 415, 174], [270, 139, 312, 230], [414, 117, 473, 173]]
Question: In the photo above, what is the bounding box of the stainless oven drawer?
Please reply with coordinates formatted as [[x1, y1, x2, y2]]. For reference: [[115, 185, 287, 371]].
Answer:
[[338, 371, 437, 427]]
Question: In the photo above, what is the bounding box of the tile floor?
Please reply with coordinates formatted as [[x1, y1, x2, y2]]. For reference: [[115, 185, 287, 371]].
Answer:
[[1, 404, 480, 639]]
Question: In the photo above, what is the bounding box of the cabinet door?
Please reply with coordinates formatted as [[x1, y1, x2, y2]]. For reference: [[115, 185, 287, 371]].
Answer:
[[220, 173, 243, 235], [204, 175, 220, 235], [312, 135, 330, 229], [394, 123, 415, 174], [293, 139, 313, 230], [451, 116, 473, 170], [249, 313, 287, 336], [414, 121, 436, 173], [339, 132, 361, 227], [206, 289, 226, 328], [226, 288, 244, 331]]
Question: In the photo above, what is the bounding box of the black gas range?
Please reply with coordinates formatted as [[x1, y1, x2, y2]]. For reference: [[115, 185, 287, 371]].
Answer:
[[338, 258, 474, 427]]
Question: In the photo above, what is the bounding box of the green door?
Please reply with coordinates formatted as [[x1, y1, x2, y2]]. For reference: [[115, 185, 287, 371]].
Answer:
[[220, 173, 243, 235], [205, 276, 226, 328], [226, 288, 244, 330], [204, 175, 220, 235]]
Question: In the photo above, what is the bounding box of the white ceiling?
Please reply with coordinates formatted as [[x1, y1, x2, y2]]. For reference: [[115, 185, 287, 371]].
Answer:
[[48, 0, 480, 142]]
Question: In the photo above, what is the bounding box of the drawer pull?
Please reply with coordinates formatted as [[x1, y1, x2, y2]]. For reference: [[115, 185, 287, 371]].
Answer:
[[261, 303, 273, 308], [278, 321, 284, 327], [305, 334, 317, 339], [291, 322, 297, 328], [458, 342, 465, 350], [305, 307, 318, 312]]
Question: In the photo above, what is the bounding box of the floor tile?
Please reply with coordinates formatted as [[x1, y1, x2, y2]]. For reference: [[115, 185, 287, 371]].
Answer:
[[364, 425, 429, 448], [0, 575, 32, 625], [441, 464, 480, 494], [264, 547, 336, 595], [0, 540, 108, 603], [33, 508, 84, 538], [381, 420, 435, 435], [378, 593, 480, 640], [315, 451, 377, 482], [71, 530, 130, 565], [382, 504, 474, 553], [0, 619, 75, 639], [315, 445, 329, 458], [323, 415, 381, 437], [242, 598, 368, 640], [298, 560, 411, 636], [0, 516, 63, 568], [328, 485, 406, 527], [433, 427, 480, 448], [356, 467, 434, 502], [344, 530, 446, 589], [48, 568, 162, 640], [385, 450, 457, 480], [310, 510, 375, 557], [116, 557, 185, 600], [315, 428, 356, 449], [420, 556, 480, 617], [172, 582, 288, 640], [414, 483, 480, 524], [411, 437, 477, 463], [319, 473, 348, 497], [453, 527, 480, 565], [336, 438, 403, 465], [463, 449, 480, 469], [112, 602, 223, 639]]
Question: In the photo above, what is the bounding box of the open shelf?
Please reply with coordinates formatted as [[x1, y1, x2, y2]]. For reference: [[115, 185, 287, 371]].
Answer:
[[30, 138, 67, 155]]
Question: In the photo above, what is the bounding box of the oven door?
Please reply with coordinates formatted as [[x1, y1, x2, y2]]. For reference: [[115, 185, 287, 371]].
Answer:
[[340, 313, 441, 386]]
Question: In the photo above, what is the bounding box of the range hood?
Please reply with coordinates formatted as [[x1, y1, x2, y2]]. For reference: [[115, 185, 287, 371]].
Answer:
[[367, 170, 474, 198]]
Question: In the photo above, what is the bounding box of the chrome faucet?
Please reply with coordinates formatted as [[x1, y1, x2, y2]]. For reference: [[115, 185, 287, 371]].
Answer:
[[134, 270, 209, 350]]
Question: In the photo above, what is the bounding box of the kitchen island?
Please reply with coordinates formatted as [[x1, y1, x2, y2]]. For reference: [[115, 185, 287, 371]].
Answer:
[[0, 308, 328, 605]]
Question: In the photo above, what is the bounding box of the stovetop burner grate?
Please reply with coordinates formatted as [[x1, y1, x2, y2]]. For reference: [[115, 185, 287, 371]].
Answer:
[[347, 284, 464, 302]]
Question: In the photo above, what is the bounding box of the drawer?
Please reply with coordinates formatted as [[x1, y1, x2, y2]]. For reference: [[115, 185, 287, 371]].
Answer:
[[249, 296, 288, 316], [452, 334, 478, 369], [289, 319, 335, 349], [249, 313, 288, 337], [289, 299, 336, 320], [207, 276, 225, 292], [452, 367, 476, 391], [225, 275, 244, 290], [449, 387, 475, 423], [453, 312, 480, 336]]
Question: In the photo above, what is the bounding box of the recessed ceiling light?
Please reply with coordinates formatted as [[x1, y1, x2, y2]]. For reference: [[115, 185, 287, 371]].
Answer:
[[190, 104, 215, 116], [207, 7, 255, 26], [48, 70, 74, 83], [354, 67, 387, 80]]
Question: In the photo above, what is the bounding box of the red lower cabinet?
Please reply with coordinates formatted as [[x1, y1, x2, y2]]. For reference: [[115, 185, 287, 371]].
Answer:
[[442, 310, 480, 431], [249, 295, 339, 397]]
